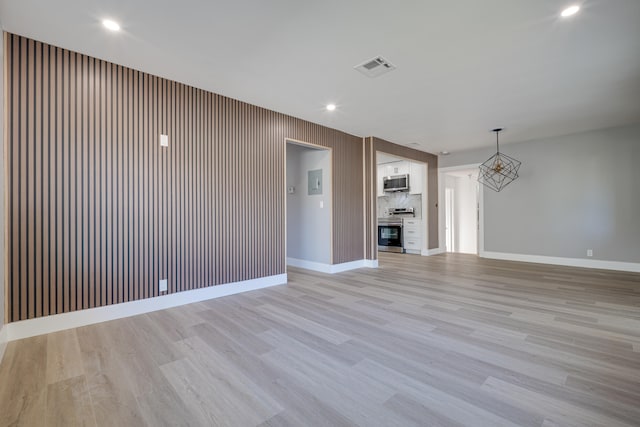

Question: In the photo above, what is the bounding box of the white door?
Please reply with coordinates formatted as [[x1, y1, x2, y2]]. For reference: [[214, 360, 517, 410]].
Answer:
[[445, 188, 455, 252], [445, 172, 479, 254]]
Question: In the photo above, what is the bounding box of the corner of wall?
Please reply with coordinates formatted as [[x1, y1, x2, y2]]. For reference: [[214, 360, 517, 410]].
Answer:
[[1, 29, 6, 334], [0, 29, 5, 365], [0, 325, 7, 366]]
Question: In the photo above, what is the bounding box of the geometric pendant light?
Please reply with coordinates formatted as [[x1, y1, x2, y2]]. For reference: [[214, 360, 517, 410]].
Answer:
[[478, 128, 521, 192]]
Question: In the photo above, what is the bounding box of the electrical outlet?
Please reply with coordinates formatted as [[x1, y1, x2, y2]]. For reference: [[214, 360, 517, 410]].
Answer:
[[587, 249, 593, 257], [159, 279, 168, 292], [160, 134, 169, 147]]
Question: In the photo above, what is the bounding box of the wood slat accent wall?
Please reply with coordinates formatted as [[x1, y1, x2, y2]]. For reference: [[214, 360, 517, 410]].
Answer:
[[363, 138, 375, 260], [0, 30, 5, 331], [4, 33, 363, 322], [364, 137, 439, 259]]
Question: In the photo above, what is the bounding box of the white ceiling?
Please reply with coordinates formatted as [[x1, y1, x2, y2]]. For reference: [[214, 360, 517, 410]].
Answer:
[[1, 0, 639, 154]]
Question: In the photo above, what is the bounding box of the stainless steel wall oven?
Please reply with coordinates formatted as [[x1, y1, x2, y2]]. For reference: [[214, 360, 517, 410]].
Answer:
[[378, 218, 403, 253]]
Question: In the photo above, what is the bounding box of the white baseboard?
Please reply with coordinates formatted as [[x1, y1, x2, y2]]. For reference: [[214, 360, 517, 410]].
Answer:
[[481, 251, 640, 273], [287, 258, 334, 273], [5, 273, 287, 342], [287, 258, 378, 274], [422, 247, 445, 256], [0, 325, 7, 366], [363, 259, 379, 268]]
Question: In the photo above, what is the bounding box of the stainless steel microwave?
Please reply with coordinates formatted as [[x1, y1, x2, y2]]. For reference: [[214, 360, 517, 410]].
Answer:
[[382, 175, 409, 192], [383, 174, 409, 192]]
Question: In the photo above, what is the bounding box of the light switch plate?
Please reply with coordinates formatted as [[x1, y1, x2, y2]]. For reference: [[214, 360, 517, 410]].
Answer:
[[160, 134, 169, 147], [159, 279, 168, 292]]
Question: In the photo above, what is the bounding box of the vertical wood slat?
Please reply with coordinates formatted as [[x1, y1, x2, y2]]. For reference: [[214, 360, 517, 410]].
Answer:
[[116, 63, 123, 304], [100, 58, 105, 308], [87, 55, 94, 309], [105, 61, 112, 307], [70, 50, 77, 313], [55, 45, 62, 316], [5, 33, 364, 322], [20, 36, 28, 320], [42, 42, 50, 316], [33, 40, 42, 318], [142, 70, 148, 300]]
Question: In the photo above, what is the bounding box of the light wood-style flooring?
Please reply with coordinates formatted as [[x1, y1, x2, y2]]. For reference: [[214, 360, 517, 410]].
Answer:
[[1, 253, 640, 426]]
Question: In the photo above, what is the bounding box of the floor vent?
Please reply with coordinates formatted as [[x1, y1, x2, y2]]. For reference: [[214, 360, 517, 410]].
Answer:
[[354, 56, 396, 78]]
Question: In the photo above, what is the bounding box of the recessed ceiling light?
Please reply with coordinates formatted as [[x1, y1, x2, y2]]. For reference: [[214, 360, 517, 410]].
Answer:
[[102, 19, 121, 31], [440, 151, 450, 156], [561, 5, 580, 17], [326, 104, 336, 111]]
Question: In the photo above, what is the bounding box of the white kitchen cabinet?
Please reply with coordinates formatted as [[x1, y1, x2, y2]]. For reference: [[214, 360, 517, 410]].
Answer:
[[403, 218, 421, 228], [403, 219, 422, 254], [379, 161, 408, 197], [409, 161, 424, 195], [378, 160, 422, 196], [377, 164, 385, 197], [382, 161, 409, 177], [403, 238, 422, 251]]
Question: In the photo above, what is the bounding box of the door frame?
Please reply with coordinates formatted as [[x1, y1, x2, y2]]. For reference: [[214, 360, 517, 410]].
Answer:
[[374, 150, 429, 257], [284, 138, 334, 267], [445, 187, 455, 252], [438, 164, 484, 255]]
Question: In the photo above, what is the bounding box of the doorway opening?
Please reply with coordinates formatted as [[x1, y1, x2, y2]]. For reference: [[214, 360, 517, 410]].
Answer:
[[441, 168, 479, 254], [375, 151, 428, 262], [445, 187, 455, 252], [440, 168, 481, 255], [285, 140, 332, 270]]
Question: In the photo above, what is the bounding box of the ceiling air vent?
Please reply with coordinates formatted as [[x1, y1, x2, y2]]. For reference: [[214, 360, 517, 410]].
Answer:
[[354, 56, 396, 78]]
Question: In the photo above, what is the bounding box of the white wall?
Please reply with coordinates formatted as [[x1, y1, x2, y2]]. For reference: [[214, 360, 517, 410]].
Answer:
[[440, 124, 640, 265], [286, 143, 331, 264], [444, 175, 456, 251]]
